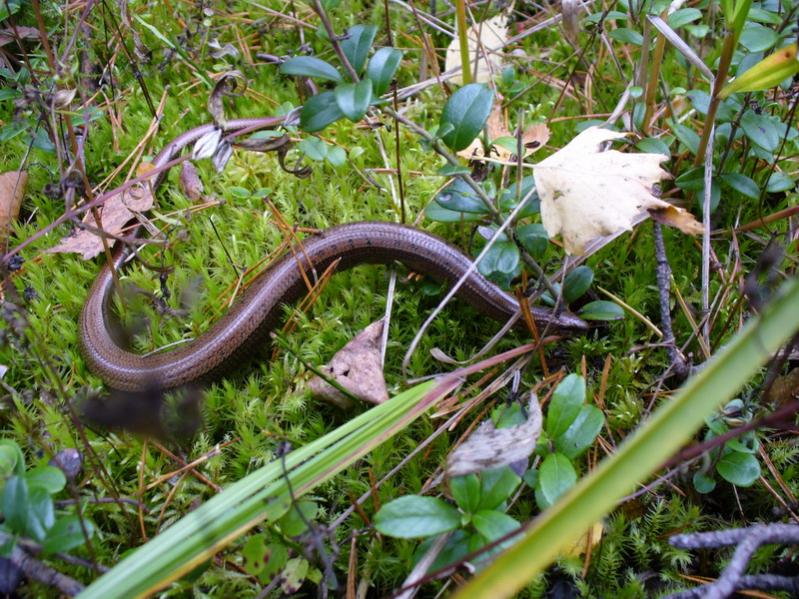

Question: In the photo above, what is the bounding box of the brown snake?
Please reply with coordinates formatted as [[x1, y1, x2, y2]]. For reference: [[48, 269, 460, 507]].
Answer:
[[78, 117, 588, 392]]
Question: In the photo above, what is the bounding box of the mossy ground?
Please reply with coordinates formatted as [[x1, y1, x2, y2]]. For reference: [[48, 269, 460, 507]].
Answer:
[[0, 0, 797, 597]]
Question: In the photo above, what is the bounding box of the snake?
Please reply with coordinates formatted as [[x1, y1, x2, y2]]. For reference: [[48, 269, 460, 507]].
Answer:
[[78, 116, 588, 392]]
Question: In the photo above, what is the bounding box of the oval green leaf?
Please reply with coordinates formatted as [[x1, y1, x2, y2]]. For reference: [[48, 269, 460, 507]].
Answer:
[[472, 510, 521, 543], [716, 450, 761, 487], [43, 515, 95, 555], [477, 240, 521, 289], [279, 56, 342, 82], [300, 91, 345, 132], [563, 266, 594, 303], [341, 24, 377, 74], [334, 79, 373, 121], [546, 374, 586, 438], [374, 495, 461, 538], [367, 47, 403, 96], [554, 405, 605, 459], [451, 474, 481, 514], [534, 453, 577, 510], [516, 223, 548, 258], [477, 467, 521, 511], [721, 172, 760, 199], [579, 300, 625, 321], [26, 465, 66, 494], [439, 84, 495, 152]]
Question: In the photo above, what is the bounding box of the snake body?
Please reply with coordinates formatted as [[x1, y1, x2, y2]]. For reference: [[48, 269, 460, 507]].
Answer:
[[78, 118, 588, 392]]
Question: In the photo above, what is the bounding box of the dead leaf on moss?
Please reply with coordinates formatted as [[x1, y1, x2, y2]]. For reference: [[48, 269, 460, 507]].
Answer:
[[308, 319, 388, 407], [48, 182, 154, 259], [0, 171, 27, 239], [534, 126, 700, 255], [447, 394, 542, 477], [445, 11, 508, 84]]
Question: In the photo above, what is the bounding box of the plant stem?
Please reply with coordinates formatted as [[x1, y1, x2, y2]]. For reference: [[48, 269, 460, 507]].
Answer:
[[455, 0, 472, 84], [694, 31, 736, 164]]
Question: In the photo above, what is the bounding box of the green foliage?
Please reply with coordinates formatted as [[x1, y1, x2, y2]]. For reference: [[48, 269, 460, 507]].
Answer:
[[0, 440, 94, 555], [438, 84, 495, 152]]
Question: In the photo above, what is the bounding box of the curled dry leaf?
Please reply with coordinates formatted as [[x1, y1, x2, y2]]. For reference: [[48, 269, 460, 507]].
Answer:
[[0, 171, 27, 240], [533, 126, 701, 255], [307, 319, 389, 407], [445, 11, 508, 85], [49, 164, 155, 259], [179, 161, 204, 202], [447, 394, 542, 477]]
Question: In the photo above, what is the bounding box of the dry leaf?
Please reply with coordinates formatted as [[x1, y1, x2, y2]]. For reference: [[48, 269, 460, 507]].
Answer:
[[445, 12, 508, 85], [458, 99, 550, 162], [533, 126, 700, 255], [447, 394, 542, 477], [48, 183, 154, 259], [308, 320, 389, 407], [180, 161, 205, 202], [0, 171, 27, 239]]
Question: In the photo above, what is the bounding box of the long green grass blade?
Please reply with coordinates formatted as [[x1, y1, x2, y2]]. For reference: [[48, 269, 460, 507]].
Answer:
[[453, 277, 799, 598], [79, 380, 436, 599]]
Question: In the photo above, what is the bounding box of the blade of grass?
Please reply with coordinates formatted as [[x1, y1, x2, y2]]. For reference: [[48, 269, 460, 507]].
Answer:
[[452, 276, 799, 599]]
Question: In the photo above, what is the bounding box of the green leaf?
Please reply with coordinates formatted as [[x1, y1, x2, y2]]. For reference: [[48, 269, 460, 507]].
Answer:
[[608, 28, 644, 45], [692, 471, 716, 494], [516, 224, 548, 258], [522, 469, 538, 489], [546, 374, 586, 438], [554, 405, 605, 459], [0, 89, 20, 101], [414, 531, 470, 572], [27, 486, 55, 542], [334, 79, 373, 121], [766, 171, 795, 193], [671, 122, 700, 155], [747, 7, 782, 25], [478, 467, 521, 511], [430, 178, 490, 219], [741, 111, 781, 152], [300, 91, 344, 132], [579, 300, 624, 321], [716, 450, 760, 487], [0, 441, 23, 479], [722, 44, 799, 97], [341, 24, 377, 74], [438, 163, 472, 176], [535, 453, 577, 510], [499, 176, 539, 217], [374, 495, 461, 538], [451, 474, 481, 514], [2, 476, 28, 535], [477, 240, 521, 289], [297, 137, 328, 161], [367, 47, 403, 96], [26, 466, 66, 494], [635, 137, 671, 156], [721, 172, 760, 199], [279, 57, 342, 82], [563, 266, 593, 303], [724, 430, 759, 454], [278, 500, 318, 537], [739, 22, 778, 52], [472, 511, 521, 543], [326, 146, 347, 167], [667, 8, 702, 28], [43, 515, 94, 555], [439, 84, 495, 152]]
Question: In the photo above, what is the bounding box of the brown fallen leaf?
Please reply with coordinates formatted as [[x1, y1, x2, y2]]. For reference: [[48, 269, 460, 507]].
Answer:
[[0, 171, 27, 239], [307, 319, 389, 407], [48, 183, 154, 259], [458, 99, 551, 162], [764, 368, 799, 405], [447, 394, 542, 477], [0, 26, 39, 47]]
